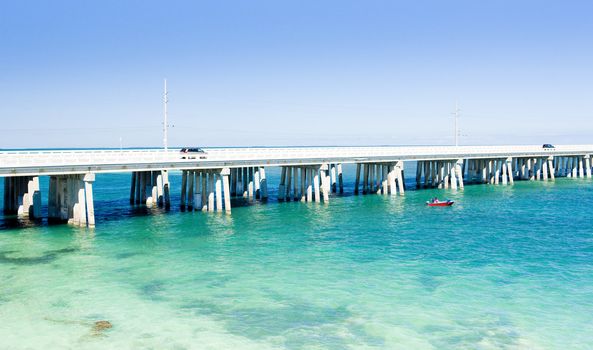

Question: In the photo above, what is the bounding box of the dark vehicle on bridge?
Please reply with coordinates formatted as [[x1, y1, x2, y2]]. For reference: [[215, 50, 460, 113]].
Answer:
[[180, 147, 208, 159], [542, 144, 555, 149]]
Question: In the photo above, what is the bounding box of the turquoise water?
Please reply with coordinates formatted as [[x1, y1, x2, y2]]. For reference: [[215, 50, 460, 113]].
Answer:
[[1, 166, 593, 349]]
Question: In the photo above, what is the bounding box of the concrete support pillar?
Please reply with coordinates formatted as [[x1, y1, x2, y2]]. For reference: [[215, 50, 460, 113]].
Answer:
[[187, 171, 195, 210], [337, 164, 343, 194], [72, 177, 85, 226], [201, 173, 208, 211], [69, 176, 86, 226], [501, 162, 508, 185], [236, 168, 243, 196], [424, 161, 430, 188], [492, 160, 499, 185], [129, 173, 136, 204], [362, 164, 369, 194], [519, 159, 526, 180], [396, 161, 405, 195], [506, 158, 514, 185], [437, 161, 445, 189], [313, 169, 320, 202], [381, 164, 389, 195], [3, 176, 41, 219], [374, 164, 382, 194], [456, 159, 464, 189], [135, 173, 142, 204], [299, 168, 306, 202], [579, 156, 585, 178], [465, 160, 472, 183], [416, 161, 422, 188], [320, 166, 330, 203], [278, 167, 287, 201], [208, 172, 215, 212], [257, 167, 267, 200], [241, 167, 248, 198], [377, 164, 383, 193], [48, 176, 58, 218], [330, 164, 337, 193], [369, 164, 375, 193], [562, 157, 567, 177], [388, 164, 397, 195], [354, 164, 361, 194], [222, 169, 231, 213], [285, 166, 293, 201], [149, 173, 157, 206], [83, 173, 95, 227], [585, 155, 591, 178], [450, 161, 458, 190], [292, 167, 299, 200], [542, 159, 549, 181], [45, 174, 94, 227], [563, 157, 568, 177], [180, 171, 188, 209], [247, 167, 254, 201], [230, 168, 237, 196], [253, 167, 261, 199], [215, 173, 223, 212], [486, 160, 493, 184], [156, 172, 164, 206], [306, 168, 313, 202], [547, 157, 555, 181], [141, 172, 149, 204], [194, 172, 203, 209], [535, 158, 541, 181], [526, 159, 533, 180], [443, 162, 450, 189]]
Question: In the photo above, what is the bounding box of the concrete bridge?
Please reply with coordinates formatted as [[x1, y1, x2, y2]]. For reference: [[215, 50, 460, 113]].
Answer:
[[2, 145, 593, 227]]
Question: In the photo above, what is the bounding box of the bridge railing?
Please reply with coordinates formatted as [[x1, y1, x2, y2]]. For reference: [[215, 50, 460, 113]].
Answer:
[[1, 145, 593, 168]]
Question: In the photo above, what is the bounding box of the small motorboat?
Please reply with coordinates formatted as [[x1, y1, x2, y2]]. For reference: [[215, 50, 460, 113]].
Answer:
[[426, 199, 454, 207]]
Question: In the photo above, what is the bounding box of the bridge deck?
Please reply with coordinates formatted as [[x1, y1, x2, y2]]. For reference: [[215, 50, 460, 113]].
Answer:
[[1, 145, 592, 177]]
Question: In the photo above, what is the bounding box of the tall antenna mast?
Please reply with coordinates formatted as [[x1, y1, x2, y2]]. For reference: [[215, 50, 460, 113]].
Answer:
[[453, 101, 460, 147], [163, 79, 168, 151]]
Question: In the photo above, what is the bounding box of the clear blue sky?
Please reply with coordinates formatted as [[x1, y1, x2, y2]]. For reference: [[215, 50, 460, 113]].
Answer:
[[1, 0, 592, 148]]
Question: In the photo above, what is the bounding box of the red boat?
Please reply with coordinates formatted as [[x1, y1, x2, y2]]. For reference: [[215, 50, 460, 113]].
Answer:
[[426, 200, 454, 207]]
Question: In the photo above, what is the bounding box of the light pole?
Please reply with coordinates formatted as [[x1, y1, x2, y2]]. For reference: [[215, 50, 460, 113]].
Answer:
[[163, 79, 169, 151], [453, 102, 460, 147]]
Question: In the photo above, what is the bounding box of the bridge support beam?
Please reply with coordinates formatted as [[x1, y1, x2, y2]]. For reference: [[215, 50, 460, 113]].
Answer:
[[230, 167, 267, 201], [48, 173, 95, 227], [337, 164, 343, 194], [456, 159, 465, 189], [3, 176, 42, 219], [506, 157, 514, 185], [330, 163, 337, 193], [415, 160, 462, 189], [358, 162, 405, 195], [181, 168, 231, 213], [551, 155, 589, 179], [278, 165, 330, 203], [130, 170, 170, 208], [509, 157, 560, 182]]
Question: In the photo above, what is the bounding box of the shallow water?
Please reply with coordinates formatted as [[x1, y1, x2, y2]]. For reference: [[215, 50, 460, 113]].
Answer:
[[1, 167, 593, 349]]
